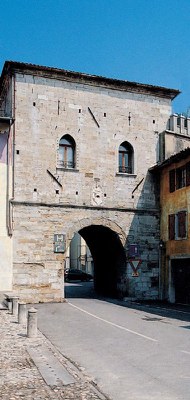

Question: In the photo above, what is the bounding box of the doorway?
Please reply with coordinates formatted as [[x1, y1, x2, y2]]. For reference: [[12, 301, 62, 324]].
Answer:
[[172, 258, 190, 304]]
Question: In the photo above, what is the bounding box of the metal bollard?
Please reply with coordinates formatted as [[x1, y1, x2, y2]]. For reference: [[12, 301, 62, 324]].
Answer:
[[12, 296, 19, 316], [18, 302, 27, 324], [27, 307, 38, 338]]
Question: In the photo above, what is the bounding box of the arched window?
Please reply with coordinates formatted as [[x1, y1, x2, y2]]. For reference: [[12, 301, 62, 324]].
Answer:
[[58, 135, 75, 169], [119, 141, 133, 174]]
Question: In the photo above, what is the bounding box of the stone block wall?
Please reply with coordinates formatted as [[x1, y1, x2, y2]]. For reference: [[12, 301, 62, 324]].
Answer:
[[12, 203, 160, 302], [13, 74, 170, 209], [1, 66, 174, 302]]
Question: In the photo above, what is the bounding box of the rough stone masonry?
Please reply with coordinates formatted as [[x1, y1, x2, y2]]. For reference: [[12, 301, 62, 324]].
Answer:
[[0, 61, 179, 303]]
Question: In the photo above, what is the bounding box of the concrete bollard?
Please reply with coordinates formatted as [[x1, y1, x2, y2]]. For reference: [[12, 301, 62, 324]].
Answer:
[[12, 296, 19, 316], [27, 307, 38, 338], [18, 302, 27, 324], [7, 299, 12, 312]]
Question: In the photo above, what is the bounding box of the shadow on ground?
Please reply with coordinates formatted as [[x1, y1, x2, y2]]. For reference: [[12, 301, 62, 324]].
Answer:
[[102, 297, 190, 323], [65, 281, 190, 323]]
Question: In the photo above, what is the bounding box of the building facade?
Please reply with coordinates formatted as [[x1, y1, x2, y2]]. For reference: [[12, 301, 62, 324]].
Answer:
[[66, 232, 93, 275], [0, 61, 179, 303], [151, 147, 190, 304]]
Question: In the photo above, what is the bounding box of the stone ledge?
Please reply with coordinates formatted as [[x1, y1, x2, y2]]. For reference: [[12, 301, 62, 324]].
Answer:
[[3, 292, 20, 310]]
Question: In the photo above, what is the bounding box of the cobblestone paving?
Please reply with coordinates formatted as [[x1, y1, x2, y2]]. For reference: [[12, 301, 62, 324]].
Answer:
[[0, 308, 108, 400]]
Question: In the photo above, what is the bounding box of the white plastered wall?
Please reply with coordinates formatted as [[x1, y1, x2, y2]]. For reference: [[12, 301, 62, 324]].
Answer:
[[0, 136, 12, 291]]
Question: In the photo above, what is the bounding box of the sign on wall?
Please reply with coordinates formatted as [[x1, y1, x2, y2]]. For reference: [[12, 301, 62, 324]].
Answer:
[[129, 259, 142, 277], [129, 244, 140, 258], [53, 234, 66, 253]]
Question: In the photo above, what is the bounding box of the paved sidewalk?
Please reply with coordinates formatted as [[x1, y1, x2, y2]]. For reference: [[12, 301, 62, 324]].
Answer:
[[0, 305, 108, 400]]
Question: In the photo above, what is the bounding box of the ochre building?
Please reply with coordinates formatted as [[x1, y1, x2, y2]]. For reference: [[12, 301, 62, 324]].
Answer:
[[152, 147, 190, 304]]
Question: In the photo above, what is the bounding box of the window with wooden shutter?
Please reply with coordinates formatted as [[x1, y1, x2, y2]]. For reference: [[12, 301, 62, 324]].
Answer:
[[119, 142, 133, 174], [177, 211, 187, 239], [168, 214, 175, 240], [186, 162, 190, 186], [176, 166, 186, 189], [169, 169, 175, 192], [58, 134, 75, 169]]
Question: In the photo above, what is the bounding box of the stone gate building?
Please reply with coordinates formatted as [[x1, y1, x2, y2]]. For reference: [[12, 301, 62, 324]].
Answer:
[[0, 61, 179, 303]]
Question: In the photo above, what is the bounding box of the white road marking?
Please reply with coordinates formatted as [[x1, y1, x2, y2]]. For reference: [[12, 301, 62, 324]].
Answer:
[[181, 350, 190, 355], [68, 302, 158, 342]]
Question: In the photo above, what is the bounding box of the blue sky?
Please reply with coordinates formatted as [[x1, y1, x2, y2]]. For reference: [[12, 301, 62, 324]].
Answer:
[[0, 0, 190, 114]]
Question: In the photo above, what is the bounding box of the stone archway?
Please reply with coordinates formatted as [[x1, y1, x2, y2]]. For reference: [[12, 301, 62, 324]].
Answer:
[[66, 217, 126, 248], [65, 218, 127, 298]]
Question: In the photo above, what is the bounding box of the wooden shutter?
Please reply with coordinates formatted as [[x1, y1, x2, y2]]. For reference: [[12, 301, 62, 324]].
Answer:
[[186, 162, 190, 186], [176, 166, 186, 189], [168, 214, 175, 240], [169, 169, 175, 192], [177, 211, 187, 238]]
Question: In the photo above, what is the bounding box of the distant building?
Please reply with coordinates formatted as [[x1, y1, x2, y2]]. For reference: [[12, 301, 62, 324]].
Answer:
[[66, 232, 93, 275], [0, 61, 179, 303]]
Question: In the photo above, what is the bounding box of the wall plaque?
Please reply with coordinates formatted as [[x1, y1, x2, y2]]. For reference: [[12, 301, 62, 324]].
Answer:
[[54, 234, 65, 253], [129, 244, 140, 257]]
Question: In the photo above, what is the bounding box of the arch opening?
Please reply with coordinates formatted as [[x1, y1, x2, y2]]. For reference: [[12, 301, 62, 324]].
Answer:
[[78, 225, 126, 298]]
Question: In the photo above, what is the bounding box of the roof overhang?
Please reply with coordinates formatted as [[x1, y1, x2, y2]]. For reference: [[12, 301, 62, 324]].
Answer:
[[0, 61, 180, 100], [149, 147, 190, 173]]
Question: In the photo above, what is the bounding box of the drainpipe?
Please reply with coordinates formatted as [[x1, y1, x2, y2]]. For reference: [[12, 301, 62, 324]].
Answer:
[[159, 239, 167, 300], [159, 241, 163, 300]]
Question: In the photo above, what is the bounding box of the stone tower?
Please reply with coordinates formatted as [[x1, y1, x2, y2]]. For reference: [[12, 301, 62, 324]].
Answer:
[[0, 61, 179, 302]]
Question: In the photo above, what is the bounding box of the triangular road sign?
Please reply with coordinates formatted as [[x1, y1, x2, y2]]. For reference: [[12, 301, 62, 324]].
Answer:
[[129, 259, 142, 276]]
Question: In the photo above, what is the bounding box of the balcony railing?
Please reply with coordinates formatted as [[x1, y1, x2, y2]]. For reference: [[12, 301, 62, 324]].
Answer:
[[58, 161, 75, 169], [119, 165, 132, 174]]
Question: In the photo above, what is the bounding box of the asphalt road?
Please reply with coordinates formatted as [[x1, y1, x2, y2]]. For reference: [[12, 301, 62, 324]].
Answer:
[[36, 282, 190, 400]]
